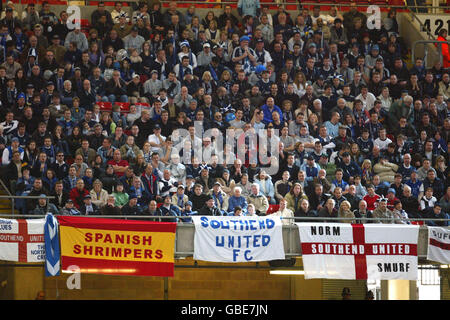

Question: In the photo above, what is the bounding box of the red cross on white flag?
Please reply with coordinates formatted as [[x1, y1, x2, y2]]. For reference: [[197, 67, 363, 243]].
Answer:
[[0, 218, 46, 262], [297, 223, 420, 280]]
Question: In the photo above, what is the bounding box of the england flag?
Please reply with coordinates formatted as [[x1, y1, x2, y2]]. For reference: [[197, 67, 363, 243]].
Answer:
[[297, 223, 420, 280]]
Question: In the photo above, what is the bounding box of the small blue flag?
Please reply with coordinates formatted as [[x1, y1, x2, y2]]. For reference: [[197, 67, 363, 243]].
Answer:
[[44, 213, 60, 277]]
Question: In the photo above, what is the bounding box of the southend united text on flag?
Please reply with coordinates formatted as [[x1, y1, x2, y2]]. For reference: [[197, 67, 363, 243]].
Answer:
[[0, 218, 45, 262], [58, 216, 177, 277], [297, 223, 419, 280], [192, 216, 285, 263]]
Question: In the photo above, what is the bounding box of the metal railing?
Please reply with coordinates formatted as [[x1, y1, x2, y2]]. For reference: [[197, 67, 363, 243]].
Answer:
[[412, 39, 450, 67], [0, 195, 54, 216], [0, 179, 14, 215], [0, 214, 448, 222], [404, 1, 437, 41], [0, 214, 438, 259]]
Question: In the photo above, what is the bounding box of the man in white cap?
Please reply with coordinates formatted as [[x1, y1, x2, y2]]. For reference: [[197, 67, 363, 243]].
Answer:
[[197, 42, 215, 67]]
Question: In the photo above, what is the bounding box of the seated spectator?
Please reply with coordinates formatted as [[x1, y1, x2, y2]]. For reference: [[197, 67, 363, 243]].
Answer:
[[353, 200, 373, 224], [392, 200, 411, 224], [90, 179, 109, 208], [69, 178, 90, 209], [228, 186, 248, 215], [420, 187, 438, 211], [338, 200, 356, 223], [285, 183, 309, 215], [79, 195, 101, 215], [372, 197, 395, 224], [269, 198, 294, 225], [60, 199, 81, 215], [101, 194, 122, 216], [318, 198, 338, 222], [198, 194, 223, 216], [31, 194, 59, 215], [246, 183, 269, 216], [253, 170, 275, 204], [158, 195, 180, 222], [121, 193, 143, 215], [209, 182, 229, 215], [424, 203, 449, 227]]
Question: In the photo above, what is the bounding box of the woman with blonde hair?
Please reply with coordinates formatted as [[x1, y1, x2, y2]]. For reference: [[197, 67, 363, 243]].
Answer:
[[295, 100, 312, 119], [434, 155, 448, 181], [285, 183, 308, 214], [99, 112, 116, 136], [361, 159, 373, 186], [201, 71, 216, 95], [338, 200, 356, 223], [349, 143, 364, 166], [307, 113, 319, 137], [205, 20, 221, 44], [293, 72, 307, 97], [90, 179, 109, 208], [218, 69, 233, 92]]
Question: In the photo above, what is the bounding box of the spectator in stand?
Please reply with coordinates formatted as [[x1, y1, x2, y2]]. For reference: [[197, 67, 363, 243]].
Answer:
[[0, 2, 447, 229]]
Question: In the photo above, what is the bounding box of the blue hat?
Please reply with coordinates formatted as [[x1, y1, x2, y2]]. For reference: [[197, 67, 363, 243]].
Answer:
[[240, 35, 250, 42], [371, 44, 379, 51], [129, 193, 137, 199], [387, 188, 396, 195], [17, 93, 25, 100], [185, 201, 192, 207], [225, 113, 236, 122], [180, 41, 190, 48], [255, 64, 266, 74]]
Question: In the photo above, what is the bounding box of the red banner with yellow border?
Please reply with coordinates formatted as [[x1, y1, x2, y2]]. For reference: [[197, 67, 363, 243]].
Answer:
[[58, 216, 176, 277]]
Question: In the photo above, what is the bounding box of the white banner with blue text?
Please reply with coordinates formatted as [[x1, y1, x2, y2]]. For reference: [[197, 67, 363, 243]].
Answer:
[[192, 216, 285, 262]]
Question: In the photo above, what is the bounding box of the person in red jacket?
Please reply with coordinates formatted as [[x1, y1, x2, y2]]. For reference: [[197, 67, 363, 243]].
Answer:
[[69, 178, 90, 209], [437, 29, 450, 68], [363, 184, 380, 211]]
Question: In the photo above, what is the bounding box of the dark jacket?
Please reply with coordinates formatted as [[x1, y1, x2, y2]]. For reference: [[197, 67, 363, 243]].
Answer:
[[197, 204, 223, 216], [79, 202, 101, 215], [121, 203, 144, 215], [100, 204, 122, 216]]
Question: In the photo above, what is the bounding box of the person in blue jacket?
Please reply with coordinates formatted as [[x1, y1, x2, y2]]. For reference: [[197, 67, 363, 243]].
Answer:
[[338, 152, 363, 184], [227, 186, 248, 215], [260, 96, 283, 125]]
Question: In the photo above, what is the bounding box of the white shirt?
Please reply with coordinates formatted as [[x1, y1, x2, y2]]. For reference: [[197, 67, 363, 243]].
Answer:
[[356, 92, 376, 111], [374, 137, 392, 151], [271, 208, 294, 225], [148, 134, 166, 153]]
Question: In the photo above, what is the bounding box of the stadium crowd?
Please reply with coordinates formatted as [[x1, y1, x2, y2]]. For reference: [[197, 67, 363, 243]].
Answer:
[[0, 0, 448, 225]]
